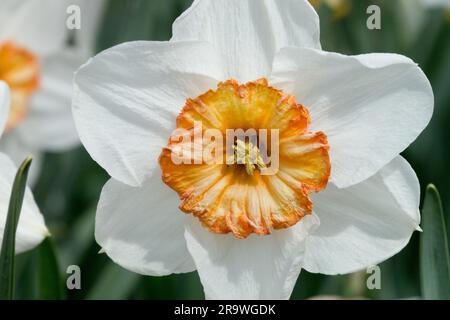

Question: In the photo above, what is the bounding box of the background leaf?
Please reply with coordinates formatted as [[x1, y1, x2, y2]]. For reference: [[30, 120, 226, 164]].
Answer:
[[0, 157, 33, 299], [36, 238, 65, 300], [420, 184, 450, 299], [85, 262, 140, 300]]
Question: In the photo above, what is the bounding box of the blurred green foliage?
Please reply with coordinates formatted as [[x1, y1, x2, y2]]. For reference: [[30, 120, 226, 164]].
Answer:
[[11, 0, 450, 299]]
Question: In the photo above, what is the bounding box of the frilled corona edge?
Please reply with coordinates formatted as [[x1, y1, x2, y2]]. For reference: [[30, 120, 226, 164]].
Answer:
[[159, 79, 331, 239]]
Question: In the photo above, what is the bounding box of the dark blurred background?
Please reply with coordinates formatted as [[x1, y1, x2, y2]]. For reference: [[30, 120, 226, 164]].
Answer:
[[14, 0, 450, 299]]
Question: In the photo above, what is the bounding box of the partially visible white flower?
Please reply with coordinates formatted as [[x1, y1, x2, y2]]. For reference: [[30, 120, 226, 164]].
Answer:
[[0, 81, 48, 253], [0, 0, 106, 183]]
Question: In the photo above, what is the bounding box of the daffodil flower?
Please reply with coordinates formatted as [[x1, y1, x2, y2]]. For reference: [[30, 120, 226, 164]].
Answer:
[[73, 0, 433, 299], [0, 0, 87, 182], [0, 81, 48, 253]]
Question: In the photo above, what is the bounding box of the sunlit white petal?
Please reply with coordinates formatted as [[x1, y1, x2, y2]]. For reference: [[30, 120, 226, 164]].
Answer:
[[172, 0, 320, 82], [185, 214, 319, 299], [96, 172, 195, 276], [271, 47, 433, 188], [73, 40, 224, 187], [303, 156, 420, 274]]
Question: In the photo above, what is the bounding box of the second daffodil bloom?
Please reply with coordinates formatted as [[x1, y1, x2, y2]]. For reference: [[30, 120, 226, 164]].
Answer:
[[73, 0, 433, 299], [0, 0, 82, 182], [0, 81, 48, 253]]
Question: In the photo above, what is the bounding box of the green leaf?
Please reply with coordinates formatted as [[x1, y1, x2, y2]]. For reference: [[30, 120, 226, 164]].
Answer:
[[420, 184, 450, 299], [0, 157, 33, 300], [86, 262, 141, 300], [36, 238, 65, 300]]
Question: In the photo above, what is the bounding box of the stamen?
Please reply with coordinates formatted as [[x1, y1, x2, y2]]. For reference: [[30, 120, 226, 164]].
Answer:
[[233, 139, 266, 176]]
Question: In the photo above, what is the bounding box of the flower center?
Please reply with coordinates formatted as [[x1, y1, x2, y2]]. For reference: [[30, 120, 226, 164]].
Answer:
[[232, 139, 267, 176], [0, 41, 40, 131], [159, 79, 331, 239]]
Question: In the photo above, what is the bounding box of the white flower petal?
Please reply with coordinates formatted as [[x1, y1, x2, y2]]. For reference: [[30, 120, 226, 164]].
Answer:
[[0, 133, 43, 186], [172, 0, 320, 82], [0, 81, 10, 137], [95, 172, 195, 276], [0, 0, 70, 56], [0, 153, 48, 254], [184, 214, 319, 300], [73, 40, 224, 187], [303, 156, 420, 275], [271, 47, 433, 188], [15, 51, 81, 151]]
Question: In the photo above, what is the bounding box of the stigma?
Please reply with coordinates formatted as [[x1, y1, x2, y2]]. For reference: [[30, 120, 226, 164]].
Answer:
[[232, 139, 267, 176]]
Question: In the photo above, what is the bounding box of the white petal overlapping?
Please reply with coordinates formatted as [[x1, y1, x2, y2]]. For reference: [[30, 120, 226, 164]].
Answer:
[[271, 47, 433, 188], [73, 40, 224, 187], [95, 170, 195, 276], [172, 0, 320, 82], [184, 214, 319, 300], [303, 156, 420, 274]]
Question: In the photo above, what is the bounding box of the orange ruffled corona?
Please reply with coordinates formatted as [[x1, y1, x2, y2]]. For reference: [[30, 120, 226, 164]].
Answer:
[[0, 42, 40, 131], [159, 79, 331, 239]]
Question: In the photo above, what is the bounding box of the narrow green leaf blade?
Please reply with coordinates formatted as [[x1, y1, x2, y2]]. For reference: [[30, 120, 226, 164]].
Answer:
[[420, 184, 450, 299], [36, 238, 65, 300], [0, 157, 33, 299]]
